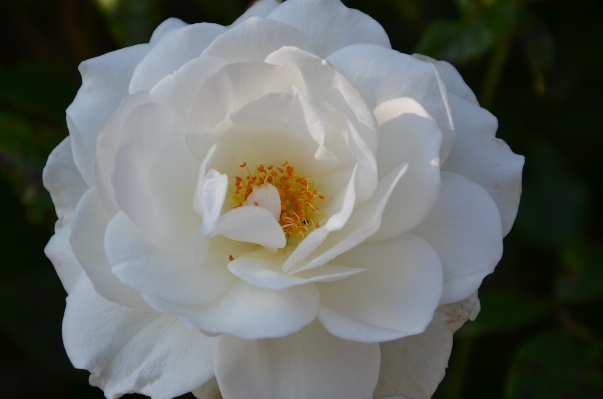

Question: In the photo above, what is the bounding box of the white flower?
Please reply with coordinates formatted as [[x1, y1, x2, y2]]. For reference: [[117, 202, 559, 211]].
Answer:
[[43, 0, 524, 398]]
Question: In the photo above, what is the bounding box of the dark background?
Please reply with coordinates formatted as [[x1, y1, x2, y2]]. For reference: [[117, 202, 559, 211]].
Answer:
[[1, 0, 602, 398]]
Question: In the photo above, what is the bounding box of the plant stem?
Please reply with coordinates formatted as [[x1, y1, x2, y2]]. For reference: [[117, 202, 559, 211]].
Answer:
[[480, 36, 512, 109]]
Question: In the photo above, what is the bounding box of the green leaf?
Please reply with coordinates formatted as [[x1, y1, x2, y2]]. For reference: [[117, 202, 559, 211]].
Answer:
[[557, 239, 603, 304], [457, 290, 552, 337], [507, 332, 603, 399], [415, 0, 518, 64]]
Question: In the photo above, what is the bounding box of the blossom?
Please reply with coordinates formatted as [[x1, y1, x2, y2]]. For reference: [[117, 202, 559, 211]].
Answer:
[[43, 0, 524, 398]]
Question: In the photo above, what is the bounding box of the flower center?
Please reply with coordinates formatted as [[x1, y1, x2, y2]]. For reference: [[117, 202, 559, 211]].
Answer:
[[230, 161, 325, 237]]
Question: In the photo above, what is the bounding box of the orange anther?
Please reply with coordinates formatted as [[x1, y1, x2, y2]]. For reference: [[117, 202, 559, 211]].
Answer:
[[240, 162, 247, 168], [229, 255, 235, 261]]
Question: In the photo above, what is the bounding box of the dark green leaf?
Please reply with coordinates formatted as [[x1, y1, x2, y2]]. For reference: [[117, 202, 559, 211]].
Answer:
[[457, 290, 552, 337], [557, 239, 603, 304], [506, 332, 603, 399]]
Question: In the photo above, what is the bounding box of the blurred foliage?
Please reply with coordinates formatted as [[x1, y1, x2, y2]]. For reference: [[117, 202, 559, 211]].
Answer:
[[0, 0, 602, 398]]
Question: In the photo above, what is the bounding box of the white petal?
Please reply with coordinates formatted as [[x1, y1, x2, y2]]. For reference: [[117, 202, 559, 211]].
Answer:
[[214, 320, 381, 399], [192, 378, 221, 399], [63, 275, 214, 399], [144, 280, 320, 340], [70, 188, 151, 310], [130, 23, 227, 93], [411, 172, 503, 304], [375, 293, 480, 398], [201, 17, 313, 63], [282, 165, 358, 272], [442, 93, 524, 236], [318, 233, 443, 343], [327, 44, 454, 163], [45, 224, 82, 294], [106, 213, 234, 306], [95, 91, 149, 215], [265, 46, 379, 153], [231, 0, 281, 27], [112, 102, 200, 246], [67, 44, 150, 185], [208, 206, 286, 249], [267, 0, 391, 58], [194, 169, 228, 232], [149, 55, 228, 119], [43, 137, 88, 292], [290, 163, 408, 273], [228, 247, 365, 290], [368, 98, 442, 241], [188, 61, 305, 135], [413, 54, 479, 105], [43, 137, 88, 225], [243, 184, 281, 220], [150, 17, 188, 44]]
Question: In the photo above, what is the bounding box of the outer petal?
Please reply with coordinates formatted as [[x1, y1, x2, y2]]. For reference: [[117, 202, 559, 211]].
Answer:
[[143, 280, 319, 340], [192, 378, 221, 399], [63, 275, 214, 399], [214, 320, 381, 399], [317, 234, 443, 343], [112, 102, 200, 246], [201, 17, 314, 63], [442, 93, 524, 236], [368, 98, 442, 241], [267, 0, 391, 58], [374, 293, 481, 399], [231, 0, 281, 27], [411, 172, 503, 305], [412, 54, 479, 105], [43, 137, 88, 292], [150, 17, 188, 44], [327, 44, 454, 163], [66, 44, 150, 185], [70, 188, 151, 310], [129, 23, 227, 93]]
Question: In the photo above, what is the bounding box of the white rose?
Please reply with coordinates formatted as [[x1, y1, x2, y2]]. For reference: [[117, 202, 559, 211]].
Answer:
[[43, 0, 524, 398]]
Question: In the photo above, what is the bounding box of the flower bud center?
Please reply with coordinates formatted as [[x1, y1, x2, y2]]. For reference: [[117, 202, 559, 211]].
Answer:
[[230, 161, 325, 237]]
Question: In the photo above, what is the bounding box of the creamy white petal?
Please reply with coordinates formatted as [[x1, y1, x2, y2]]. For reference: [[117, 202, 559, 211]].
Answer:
[[374, 293, 481, 399], [214, 320, 381, 399], [106, 213, 234, 306], [63, 275, 214, 399], [188, 61, 305, 135], [70, 188, 150, 310], [195, 169, 228, 232], [368, 98, 442, 241], [413, 54, 479, 105], [149, 55, 228, 119], [267, 0, 391, 58], [243, 184, 281, 220], [282, 165, 358, 272], [207, 206, 286, 249], [43, 137, 88, 293], [442, 93, 524, 236], [150, 17, 188, 44], [291, 163, 408, 273], [228, 247, 365, 290], [144, 280, 319, 340], [318, 233, 443, 343], [265, 46, 379, 153], [112, 102, 200, 246], [327, 44, 454, 163], [202, 17, 313, 63], [66, 44, 150, 185], [231, 0, 281, 27], [411, 172, 503, 304], [130, 23, 227, 93], [95, 91, 149, 215]]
